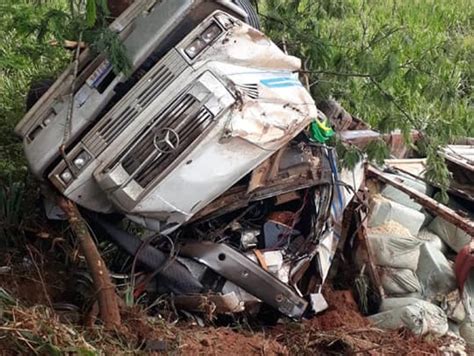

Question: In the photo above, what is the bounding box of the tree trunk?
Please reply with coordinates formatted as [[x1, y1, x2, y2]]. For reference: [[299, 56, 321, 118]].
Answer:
[[57, 197, 121, 329]]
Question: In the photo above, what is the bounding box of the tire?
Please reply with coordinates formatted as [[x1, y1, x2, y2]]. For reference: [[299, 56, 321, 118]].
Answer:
[[233, 0, 260, 29]]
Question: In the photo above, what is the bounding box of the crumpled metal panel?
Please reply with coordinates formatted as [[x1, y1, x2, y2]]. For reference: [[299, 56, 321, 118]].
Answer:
[[120, 20, 317, 231], [442, 145, 474, 172]]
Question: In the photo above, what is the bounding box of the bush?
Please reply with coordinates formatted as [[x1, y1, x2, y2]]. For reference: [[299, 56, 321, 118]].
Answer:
[[260, 0, 473, 189], [0, 1, 69, 181]]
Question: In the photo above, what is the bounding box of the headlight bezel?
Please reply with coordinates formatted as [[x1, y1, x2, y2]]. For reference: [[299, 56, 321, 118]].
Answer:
[[73, 150, 92, 170], [56, 149, 92, 187], [60, 168, 73, 185], [185, 38, 208, 59], [183, 19, 225, 60]]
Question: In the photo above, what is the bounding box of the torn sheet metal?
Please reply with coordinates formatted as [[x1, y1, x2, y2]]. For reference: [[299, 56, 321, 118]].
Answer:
[[190, 143, 329, 222], [441, 145, 474, 202], [339, 129, 380, 146], [385, 158, 474, 203], [441, 145, 474, 172], [310, 293, 329, 314], [339, 129, 420, 158], [384, 159, 428, 177], [317, 153, 365, 284], [179, 241, 308, 319]]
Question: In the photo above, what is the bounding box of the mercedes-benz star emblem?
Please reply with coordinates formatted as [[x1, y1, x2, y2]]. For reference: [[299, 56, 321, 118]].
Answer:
[[153, 128, 180, 154]]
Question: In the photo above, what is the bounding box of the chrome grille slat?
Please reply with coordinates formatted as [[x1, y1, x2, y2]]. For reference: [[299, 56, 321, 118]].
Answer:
[[90, 136, 107, 153], [122, 96, 197, 175], [114, 93, 215, 189], [136, 107, 210, 178], [102, 106, 137, 142], [121, 95, 197, 173], [136, 110, 213, 187], [137, 69, 174, 106], [83, 51, 187, 156]]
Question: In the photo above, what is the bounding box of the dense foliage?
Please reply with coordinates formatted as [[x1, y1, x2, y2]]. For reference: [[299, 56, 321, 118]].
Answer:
[[0, 0, 128, 181], [260, 0, 473, 193], [0, 0, 128, 245], [0, 2, 66, 178]]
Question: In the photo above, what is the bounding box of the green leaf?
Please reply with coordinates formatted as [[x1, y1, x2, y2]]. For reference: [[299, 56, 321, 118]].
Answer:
[[96, 0, 110, 16], [336, 140, 363, 170], [86, 0, 97, 28], [366, 139, 390, 166], [298, 0, 310, 13], [76, 348, 98, 356]]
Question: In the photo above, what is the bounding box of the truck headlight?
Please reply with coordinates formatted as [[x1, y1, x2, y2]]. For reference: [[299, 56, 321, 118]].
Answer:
[[184, 22, 223, 59], [201, 24, 223, 43], [60, 169, 73, 184], [185, 38, 207, 59], [73, 150, 91, 170]]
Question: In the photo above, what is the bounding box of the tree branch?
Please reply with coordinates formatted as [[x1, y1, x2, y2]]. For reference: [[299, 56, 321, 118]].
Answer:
[[57, 197, 121, 329]]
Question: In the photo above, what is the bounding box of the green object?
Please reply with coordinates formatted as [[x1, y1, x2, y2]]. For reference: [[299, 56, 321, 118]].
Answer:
[[310, 119, 335, 143]]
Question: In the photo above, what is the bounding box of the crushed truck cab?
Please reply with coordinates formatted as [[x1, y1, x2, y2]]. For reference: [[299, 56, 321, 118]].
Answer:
[[15, 0, 356, 321], [16, 2, 316, 232]]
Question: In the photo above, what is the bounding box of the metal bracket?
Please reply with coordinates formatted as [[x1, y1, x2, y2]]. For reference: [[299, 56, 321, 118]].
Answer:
[[178, 241, 308, 319]]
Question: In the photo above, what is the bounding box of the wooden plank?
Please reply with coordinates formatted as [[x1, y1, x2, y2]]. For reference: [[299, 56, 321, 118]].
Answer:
[[357, 211, 386, 299], [367, 165, 474, 236], [268, 148, 285, 181], [247, 157, 273, 194]]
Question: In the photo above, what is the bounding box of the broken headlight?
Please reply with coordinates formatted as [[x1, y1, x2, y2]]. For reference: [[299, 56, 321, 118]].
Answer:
[[184, 23, 223, 59]]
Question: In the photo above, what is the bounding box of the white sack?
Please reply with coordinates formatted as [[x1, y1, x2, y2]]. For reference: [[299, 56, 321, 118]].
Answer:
[[369, 299, 448, 336], [366, 232, 422, 270], [369, 196, 425, 236], [429, 216, 472, 253], [381, 173, 432, 211], [417, 242, 456, 298], [378, 267, 422, 295]]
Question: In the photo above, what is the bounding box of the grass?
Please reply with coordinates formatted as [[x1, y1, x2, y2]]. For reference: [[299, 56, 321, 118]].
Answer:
[[261, 0, 473, 137], [0, 1, 69, 181], [261, 0, 473, 191]]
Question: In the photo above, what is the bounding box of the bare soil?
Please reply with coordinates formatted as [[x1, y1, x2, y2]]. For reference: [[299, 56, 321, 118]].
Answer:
[[0, 251, 452, 355]]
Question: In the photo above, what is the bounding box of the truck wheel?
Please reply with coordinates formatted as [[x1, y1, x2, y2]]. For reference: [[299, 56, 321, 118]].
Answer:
[[233, 0, 260, 29]]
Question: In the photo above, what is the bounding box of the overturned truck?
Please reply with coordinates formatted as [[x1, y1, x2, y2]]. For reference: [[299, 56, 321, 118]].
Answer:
[[16, 0, 361, 319]]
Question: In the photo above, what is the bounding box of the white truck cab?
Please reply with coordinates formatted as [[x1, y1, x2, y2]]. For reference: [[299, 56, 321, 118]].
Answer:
[[16, 1, 317, 232]]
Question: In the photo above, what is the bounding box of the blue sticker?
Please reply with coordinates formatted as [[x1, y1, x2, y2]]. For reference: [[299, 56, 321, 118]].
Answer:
[[260, 77, 303, 88]]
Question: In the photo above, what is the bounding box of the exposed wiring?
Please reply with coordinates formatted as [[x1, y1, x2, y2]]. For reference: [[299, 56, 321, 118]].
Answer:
[[134, 234, 178, 297]]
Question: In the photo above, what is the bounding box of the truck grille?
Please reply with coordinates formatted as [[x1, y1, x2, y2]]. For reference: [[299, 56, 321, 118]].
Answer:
[[84, 51, 187, 155], [114, 93, 214, 188]]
